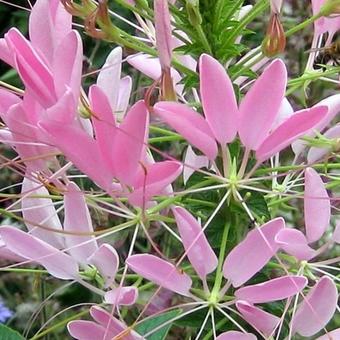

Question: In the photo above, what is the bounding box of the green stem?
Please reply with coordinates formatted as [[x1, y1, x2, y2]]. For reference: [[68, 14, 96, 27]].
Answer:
[[194, 25, 213, 54], [210, 220, 230, 302]]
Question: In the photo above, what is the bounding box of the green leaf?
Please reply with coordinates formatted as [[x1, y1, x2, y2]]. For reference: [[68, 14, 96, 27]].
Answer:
[[0, 325, 24, 340], [135, 309, 182, 340], [239, 190, 271, 222]]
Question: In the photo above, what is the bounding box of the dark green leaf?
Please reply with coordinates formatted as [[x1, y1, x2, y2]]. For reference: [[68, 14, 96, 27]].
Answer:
[[0, 324, 23, 340], [135, 309, 182, 340]]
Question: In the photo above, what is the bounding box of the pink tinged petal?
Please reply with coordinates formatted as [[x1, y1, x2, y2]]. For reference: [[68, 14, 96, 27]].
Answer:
[[5, 28, 56, 107], [293, 94, 340, 156], [0, 226, 78, 279], [154, 0, 172, 69], [256, 106, 328, 162], [64, 182, 98, 264], [89, 306, 141, 340], [116, 76, 132, 120], [223, 218, 285, 287], [216, 331, 257, 340], [275, 229, 316, 260], [270, 0, 282, 13], [272, 97, 294, 130], [21, 177, 63, 249], [97, 47, 122, 112], [89, 85, 116, 175], [104, 286, 138, 305], [314, 94, 340, 132], [128, 54, 162, 80], [154, 102, 218, 160], [316, 328, 340, 340], [68, 320, 113, 340], [112, 100, 149, 185], [199, 54, 238, 144], [308, 124, 340, 163], [236, 301, 280, 336], [127, 54, 181, 84], [126, 254, 192, 296], [333, 222, 340, 243], [128, 161, 182, 207], [235, 276, 307, 303], [238, 59, 287, 150], [304, 167, 330, 243], [39, 119, 112, 190], [53, 31, 83, 100], [183, 146, 209, 185], [0, 237, 26, 262], [154, 0, 172, 70], [29, 0, 72, 62], [292, 276, 338, 337], [87, 244, 119, 287], [173, 206, 217, 279]]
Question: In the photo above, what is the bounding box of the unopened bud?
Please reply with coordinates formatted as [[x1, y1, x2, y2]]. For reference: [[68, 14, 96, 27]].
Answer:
[[186, 0, 202, 27], [262, 13, 286, 57], [61, 0, 96, 17]]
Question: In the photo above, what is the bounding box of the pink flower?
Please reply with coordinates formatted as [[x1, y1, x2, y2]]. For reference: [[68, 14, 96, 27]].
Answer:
[[154, 54, 328, 164]]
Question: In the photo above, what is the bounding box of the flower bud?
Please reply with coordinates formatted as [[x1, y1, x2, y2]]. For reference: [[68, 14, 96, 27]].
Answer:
[[186, 0, 202, 27], [262, 13, 286, 57]]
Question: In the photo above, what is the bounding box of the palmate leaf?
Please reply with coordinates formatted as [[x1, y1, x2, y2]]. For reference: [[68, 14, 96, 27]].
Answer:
[[135, 309, 182, 340], [0, 325, 23, 340]]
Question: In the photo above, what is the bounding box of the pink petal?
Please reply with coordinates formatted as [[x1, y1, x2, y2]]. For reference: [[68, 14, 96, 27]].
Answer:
[[128, 161, 182, 207], [0, 88, 21, 113], [5, 28, 56, 107], [39, 119, 112, 190], [29, 0, 72, 63], [52, 30, 83, 100], [21, 177, 63, 249], [97, 47, 122, 111], [216, 331, 257, 340], [236, 301, 280, 336], [275, 228, 316, 260], [239, 59, 287, 150], [0, 226, 78, 280], [89, 306, 141, 340], [89, 84, 116, 175], [116, 76, 132, 120], [235, 276, 307, 303], [199, 54, 238, 144], [304, 168, 330, 243], [112, 100, 148, 185], [183, 146, 209, 185], [173, 206, 217, 279], [154, 0, 172, 69], [316, 328, 340, 340], [256, 106, 328, 162], [0, 38, 15, 67], [307, 124, 340, 163], [292, 276, 338, 337], [128, 54, 162, 80], [126, 254, 192, 296], [63, 182, 98, 264], [104, 286, 138, 305], [45, 88, 77, 124], [154, 102, 218, 160], [87, 244, 119, 287], [68, 321, 112, 340], [272, 97, 294, 129], [223, 218, 284, 287]]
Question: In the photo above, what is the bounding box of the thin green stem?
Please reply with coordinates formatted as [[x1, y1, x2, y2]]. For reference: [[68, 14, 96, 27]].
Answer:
[[210, 220, 230, 302]]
